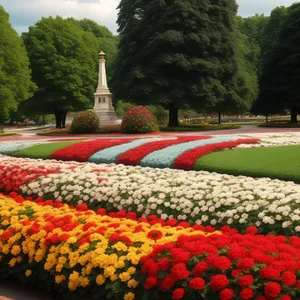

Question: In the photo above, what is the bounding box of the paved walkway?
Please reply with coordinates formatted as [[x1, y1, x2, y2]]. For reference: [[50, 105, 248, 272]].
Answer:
[[1, 125, 300, 143]]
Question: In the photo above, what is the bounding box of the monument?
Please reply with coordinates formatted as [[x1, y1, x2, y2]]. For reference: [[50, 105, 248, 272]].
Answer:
[[93, 51, 119, 125]]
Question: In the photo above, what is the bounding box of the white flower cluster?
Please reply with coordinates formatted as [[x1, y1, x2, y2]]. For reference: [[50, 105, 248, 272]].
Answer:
[[235, 133, 300, 148], [0, 155, 296, 234]]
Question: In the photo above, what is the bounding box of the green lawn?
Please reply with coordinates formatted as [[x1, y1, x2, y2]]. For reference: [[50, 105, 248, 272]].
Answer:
[[195, 144, 300, 183], [13, 141, 81, 159]]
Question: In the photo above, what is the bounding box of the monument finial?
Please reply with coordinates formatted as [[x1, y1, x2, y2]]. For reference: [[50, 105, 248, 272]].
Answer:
[[98, 50, 105, 59]]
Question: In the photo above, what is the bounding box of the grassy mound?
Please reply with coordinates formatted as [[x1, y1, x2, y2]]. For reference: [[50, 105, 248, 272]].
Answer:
[[13, 141, 81, 159], [195, 144, 300, 183]]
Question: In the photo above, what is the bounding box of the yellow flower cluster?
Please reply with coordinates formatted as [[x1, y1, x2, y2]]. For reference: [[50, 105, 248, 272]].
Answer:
[[0, 195, 220, 299]]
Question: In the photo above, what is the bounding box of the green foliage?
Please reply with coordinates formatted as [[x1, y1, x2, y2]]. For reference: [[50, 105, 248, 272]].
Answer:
[[14, 141, 81, 159], [258, 3, 300, 122], [115, 101, 135, 118], [160, 124, 239, 132], [78, 19, 118, 82], [195, 145, 300, 183], [0, 6, 36, 122], [112, 0, 240, 126], [22, 17, 99, 115], [121, 106, 159, 133], [70, 110, 100, 133], [145, 105, 168, 124]]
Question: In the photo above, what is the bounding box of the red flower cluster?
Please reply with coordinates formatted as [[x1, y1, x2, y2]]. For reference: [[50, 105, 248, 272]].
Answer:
[[0, 164, 61, 192], [50, 138, 136, 161], [174, 138, 260, 170], [141, 232, 300, 299], [117, 136, 211, 165]]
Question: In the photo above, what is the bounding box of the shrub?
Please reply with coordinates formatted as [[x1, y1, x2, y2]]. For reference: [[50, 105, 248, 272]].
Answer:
[[99, 124, 121, 133], [70, 110, 99, 134], [121, 106, 159, 133]]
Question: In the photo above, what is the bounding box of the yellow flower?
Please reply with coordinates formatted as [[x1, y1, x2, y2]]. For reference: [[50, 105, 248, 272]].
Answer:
[[119, 272, 131, 282], [104, 266, 116, 278], [9, 258, 17, 267], [124, 292, 135, 300], [55, 275, 66, 284], [25, 269, 32, 277], [11, 245, 21, 256], [127, 267, 136, 275], [127, 279, 139, 289], [96, 274, 105, 286]]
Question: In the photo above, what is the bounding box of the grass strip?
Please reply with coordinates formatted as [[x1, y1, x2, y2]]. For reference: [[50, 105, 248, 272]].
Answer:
[[195, 144, 300, 183], [13, 141, 81, 159]]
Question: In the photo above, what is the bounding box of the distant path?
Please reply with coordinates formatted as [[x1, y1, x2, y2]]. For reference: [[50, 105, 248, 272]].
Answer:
[[0, 125, 300, 142]]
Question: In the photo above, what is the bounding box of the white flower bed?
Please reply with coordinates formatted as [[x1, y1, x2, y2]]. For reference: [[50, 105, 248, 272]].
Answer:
[[0, 155, 297, 234], [235, 133, 300, 148]]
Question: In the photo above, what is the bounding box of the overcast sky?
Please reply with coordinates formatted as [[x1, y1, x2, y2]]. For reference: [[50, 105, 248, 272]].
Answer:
[[0, 0, 297, 35]]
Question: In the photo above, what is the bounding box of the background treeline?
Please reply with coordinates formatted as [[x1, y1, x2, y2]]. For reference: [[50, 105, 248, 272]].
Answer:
[[0, 2, 298, 127]]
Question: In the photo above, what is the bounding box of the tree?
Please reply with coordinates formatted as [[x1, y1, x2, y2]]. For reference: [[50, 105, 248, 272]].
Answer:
[[259, 3, 300, 123], [0, 6, 36, 122], [78, 19, 119, 81], [112, 0, 240, 127], [203, 15, 259, 124], [22, 17, 100, 128]]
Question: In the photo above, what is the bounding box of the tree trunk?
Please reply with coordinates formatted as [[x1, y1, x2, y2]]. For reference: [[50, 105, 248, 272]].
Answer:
[[42, 114, 45, 125], [61, 111, 67, 128], [168, 104, 179, 127], [218, 112, 221, 125], [290, 105, 298, 123], [265, 115, 268, 123]]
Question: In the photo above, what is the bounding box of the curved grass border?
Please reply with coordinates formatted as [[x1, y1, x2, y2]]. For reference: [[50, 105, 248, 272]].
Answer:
[[195, 144, 300, 183]]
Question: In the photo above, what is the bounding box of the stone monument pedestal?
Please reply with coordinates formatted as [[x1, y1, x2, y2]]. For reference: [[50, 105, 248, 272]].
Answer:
[[93, 51, 119, 125]]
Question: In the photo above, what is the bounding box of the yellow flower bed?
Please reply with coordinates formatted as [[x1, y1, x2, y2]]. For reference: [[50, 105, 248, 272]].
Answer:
[[0, 195, 219, 299]]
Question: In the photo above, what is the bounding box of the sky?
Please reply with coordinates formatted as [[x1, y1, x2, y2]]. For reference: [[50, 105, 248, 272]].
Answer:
[[0, 0, 297, 35]]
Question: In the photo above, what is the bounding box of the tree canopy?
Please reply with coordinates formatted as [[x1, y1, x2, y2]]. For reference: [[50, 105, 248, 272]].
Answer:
[[257, 4, 299, 122], [0, 5, 36, 122], [22, 17, 109, 128], [112, 0, 242, 126]]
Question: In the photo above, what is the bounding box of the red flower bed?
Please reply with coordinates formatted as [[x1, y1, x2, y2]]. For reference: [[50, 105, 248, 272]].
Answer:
[[117, 136, 211, 165], [50, 138, 137, 162], [141, 230, 300, 299], [0, 164, 61, 192], [174, 138, 260, 170]]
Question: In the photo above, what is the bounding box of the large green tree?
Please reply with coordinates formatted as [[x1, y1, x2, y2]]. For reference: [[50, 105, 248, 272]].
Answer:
[[259, 3, 300, 123], [112, 0, 240, 127], [206, 16, 259, 124], [0, 6, 36, 122], [22, 17, 100, 128]]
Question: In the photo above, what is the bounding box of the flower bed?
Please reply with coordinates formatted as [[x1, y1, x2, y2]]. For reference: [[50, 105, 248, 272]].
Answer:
[[0, 193, 215, 300], [1, 194, 300, 299], [1, 156, 300, 235], [0, 136, 259, 170]]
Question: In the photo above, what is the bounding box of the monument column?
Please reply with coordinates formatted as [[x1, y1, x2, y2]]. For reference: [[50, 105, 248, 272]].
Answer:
[[93, 51, 119, 125]]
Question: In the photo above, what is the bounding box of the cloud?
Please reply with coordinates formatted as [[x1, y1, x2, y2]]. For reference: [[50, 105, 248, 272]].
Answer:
[[1, 0, 119, 34], [0, 0, 298, 35], [237, 0, 296, 16]]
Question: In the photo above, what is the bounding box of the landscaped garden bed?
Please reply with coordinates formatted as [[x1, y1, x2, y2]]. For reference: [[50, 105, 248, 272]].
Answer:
[[1, 155, 300, 235], [1, 192, 300, 300]]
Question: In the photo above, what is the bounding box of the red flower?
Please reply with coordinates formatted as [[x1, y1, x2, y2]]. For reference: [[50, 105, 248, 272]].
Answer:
[[147, 230, 163, 240], [193, 262, 209, 276], [188, 277, 205, 290], [211, 255, 232, 270], [281, 271, 296, 287], [264, 282, 281, 299], [171, 263, 189, 280], [220, 288, 234, 300], [240, 288, 254, 299], [160, 274, 176, 291], [238, 275, 254, 287], [246, 226, 258, 235], [210, 274, 229, 291], [172, 288, 184, 300], [236, 258, 255, 271], [281, 296, 291, 300], [144, 276, 158, 289]]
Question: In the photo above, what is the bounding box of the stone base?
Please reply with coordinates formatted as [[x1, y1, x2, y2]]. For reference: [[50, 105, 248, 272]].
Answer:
[[95, 110, 121, 126]]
